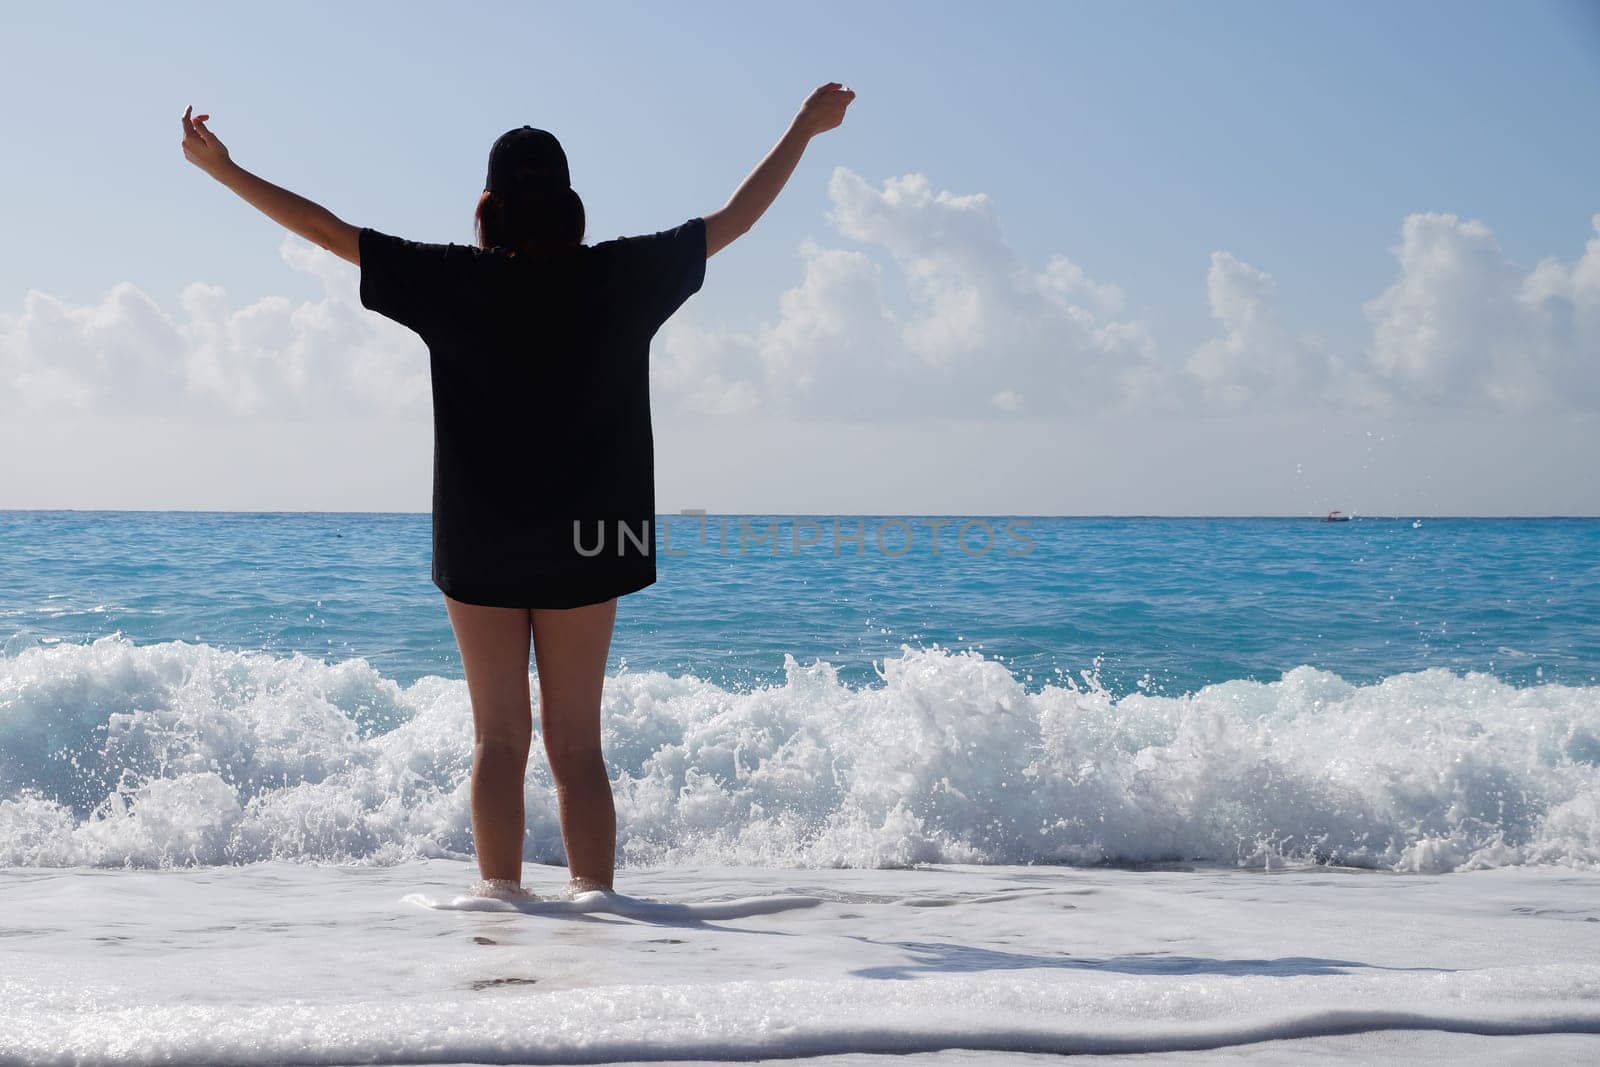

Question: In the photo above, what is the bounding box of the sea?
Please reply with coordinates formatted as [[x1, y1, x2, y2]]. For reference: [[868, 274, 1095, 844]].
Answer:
[[3, 511, 1598, 1063]]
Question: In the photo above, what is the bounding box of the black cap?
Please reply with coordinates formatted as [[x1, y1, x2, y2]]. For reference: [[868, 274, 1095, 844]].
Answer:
[[485, 126, 570, 195]]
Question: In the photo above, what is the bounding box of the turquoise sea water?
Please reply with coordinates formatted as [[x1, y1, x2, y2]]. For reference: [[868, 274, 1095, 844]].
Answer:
[[2, 511, 1597, 871], [2, 512, 1595, 693]]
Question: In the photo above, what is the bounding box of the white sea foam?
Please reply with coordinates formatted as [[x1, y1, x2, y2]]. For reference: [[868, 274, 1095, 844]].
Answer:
[[2, 860, 1599, 1063], [1, 633, 1596, 871], [403, 887, 823, 918]]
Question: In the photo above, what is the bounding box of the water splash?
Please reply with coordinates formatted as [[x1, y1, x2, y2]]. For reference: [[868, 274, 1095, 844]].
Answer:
[[1, 634, 1596, 871]]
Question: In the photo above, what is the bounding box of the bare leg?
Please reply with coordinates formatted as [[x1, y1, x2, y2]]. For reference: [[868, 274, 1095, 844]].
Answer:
[[443, 593, 533, 884], [531, 598, 618, 891]]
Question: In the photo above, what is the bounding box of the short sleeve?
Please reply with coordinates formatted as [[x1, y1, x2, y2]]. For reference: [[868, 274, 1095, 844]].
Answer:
[[607, 217, 707, 332], [358, 227, 470, 337]]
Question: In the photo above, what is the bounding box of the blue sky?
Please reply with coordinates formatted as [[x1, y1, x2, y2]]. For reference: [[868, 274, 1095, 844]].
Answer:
[[2, 1, 1598, 513]]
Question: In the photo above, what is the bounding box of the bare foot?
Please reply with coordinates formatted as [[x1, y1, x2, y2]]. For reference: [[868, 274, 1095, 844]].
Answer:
[[561, 875, 612, 899]]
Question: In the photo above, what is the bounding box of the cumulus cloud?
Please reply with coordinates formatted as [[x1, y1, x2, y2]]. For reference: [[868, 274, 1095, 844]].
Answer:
[[2, 178, 1596, 424], [656, 169, 1161, 419], [1189, 252, 1339, 410], [654, 173, 1598, 419], [1364, 212, 1600, 411], [0, 236, 428, 420]]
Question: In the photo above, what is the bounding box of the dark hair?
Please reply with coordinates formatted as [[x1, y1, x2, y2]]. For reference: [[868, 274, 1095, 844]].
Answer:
[[474, 185, 585, 256]]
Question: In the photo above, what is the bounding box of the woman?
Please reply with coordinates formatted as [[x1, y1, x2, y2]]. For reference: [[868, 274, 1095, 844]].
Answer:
[[180, 82, 855, 899]]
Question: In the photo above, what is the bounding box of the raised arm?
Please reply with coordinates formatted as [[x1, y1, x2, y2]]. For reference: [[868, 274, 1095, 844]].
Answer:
[[702, 82, 856, 258], [180, 105, 362, 266]]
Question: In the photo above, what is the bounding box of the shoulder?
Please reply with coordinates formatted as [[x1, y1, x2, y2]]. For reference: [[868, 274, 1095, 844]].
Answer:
[[356, 230, 492, 279], [358, 227, 487, 267], [357, 228, 493, 322], [588, 217, 706, 260]]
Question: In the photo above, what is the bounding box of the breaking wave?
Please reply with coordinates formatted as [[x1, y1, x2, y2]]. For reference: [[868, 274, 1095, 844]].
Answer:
[[2, 634, 1596, 872]]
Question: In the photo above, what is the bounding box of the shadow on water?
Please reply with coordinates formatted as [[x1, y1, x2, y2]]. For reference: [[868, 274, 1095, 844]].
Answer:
[[845, 938, 1454, 979]]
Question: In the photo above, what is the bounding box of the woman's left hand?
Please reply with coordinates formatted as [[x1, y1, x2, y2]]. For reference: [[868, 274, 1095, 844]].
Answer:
[[181, 105, 233, 178]]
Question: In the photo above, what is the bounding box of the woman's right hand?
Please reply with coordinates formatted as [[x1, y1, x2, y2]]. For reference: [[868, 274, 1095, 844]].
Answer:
[[794, 82, 856, 137]]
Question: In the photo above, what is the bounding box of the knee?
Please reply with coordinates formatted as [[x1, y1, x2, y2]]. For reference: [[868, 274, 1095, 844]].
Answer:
[[474, 726, 532, 759], [542, 733, 606, 784]]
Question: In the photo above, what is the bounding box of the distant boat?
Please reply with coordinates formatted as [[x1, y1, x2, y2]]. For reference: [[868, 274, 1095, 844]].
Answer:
[[1323, 509, 1351, 522]]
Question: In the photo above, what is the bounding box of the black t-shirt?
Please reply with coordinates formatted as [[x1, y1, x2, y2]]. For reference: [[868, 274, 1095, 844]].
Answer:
[[358, 217, 706, 608]]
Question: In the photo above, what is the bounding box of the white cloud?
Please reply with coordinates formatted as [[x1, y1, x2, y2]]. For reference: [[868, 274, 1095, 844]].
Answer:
[[2, 284, 186, 416], [0, 236, 428, 420], [1188, 252, 1343, 410], [1364, 212, 1600, 411], [656, 173, 1600, 420], [3, 183, 1597, 428], [825, 169, 1161, 408], [1037, 254, 1125, 318], [653, 241, 901, 418], [656, 168, 1162, 419], [2, 189, 1597, 515], [990, 388, 1023, 413]]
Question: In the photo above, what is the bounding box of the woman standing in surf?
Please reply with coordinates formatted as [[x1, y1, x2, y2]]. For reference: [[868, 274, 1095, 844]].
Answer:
[[180, 82, 856, 899]]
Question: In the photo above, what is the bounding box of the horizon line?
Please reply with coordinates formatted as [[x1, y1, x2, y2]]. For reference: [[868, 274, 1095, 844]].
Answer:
[[2, 508, 1597, 520]]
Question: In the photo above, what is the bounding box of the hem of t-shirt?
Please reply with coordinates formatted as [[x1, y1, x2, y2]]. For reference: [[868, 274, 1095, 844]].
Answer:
[[356, 226, 385, 312], [431, 569, 657, 609], [686, 216, 708, 295], [355, 225, 376, 308]]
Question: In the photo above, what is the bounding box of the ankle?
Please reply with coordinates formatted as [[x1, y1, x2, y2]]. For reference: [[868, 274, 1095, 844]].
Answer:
[[566, 874, 611, 894], [468, 877, 537, 900]]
